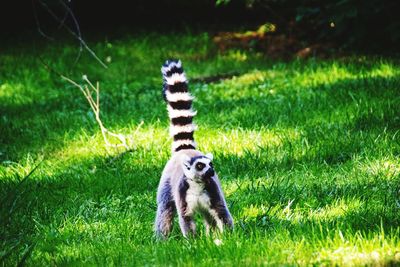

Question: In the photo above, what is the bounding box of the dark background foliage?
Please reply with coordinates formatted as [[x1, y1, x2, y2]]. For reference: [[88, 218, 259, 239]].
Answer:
[[219, 0, 400, 52], [1, 0, 399, 52]]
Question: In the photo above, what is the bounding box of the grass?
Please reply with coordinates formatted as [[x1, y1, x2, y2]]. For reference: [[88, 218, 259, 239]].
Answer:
[[1, 32, 400, 266]]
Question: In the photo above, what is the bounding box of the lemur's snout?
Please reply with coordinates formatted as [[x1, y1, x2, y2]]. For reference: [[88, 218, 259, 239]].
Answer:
[[203, 167, 215, 179]]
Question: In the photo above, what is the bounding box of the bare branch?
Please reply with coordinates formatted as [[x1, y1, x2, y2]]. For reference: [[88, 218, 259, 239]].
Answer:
[[33, 2, 135, 152], [96, 81, 100, 110], [58, 0, 83, 66], [61, 75, 130, 150], [38, 55, 65, 77], [31, 0, 54, 41], [36, 0, 108, 69]]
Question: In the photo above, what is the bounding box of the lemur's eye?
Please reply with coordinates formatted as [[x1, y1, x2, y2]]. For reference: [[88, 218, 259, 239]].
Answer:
[[195, 162, 206, 171]]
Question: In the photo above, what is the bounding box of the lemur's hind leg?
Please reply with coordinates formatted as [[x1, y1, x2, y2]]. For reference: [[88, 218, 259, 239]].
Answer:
[[176, 179, 196, 238], [155, 180, 175, 239], [178, 215, 196, 238], [202, 212, 216, 236], [215, 206, 234, 232]]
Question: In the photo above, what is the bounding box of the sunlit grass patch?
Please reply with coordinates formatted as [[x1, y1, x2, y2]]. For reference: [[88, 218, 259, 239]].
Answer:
[[307, 199, 363, 221], [315, 229, 400, 266], [197, 127, 297, 155], [52, 123, 169, 162], [0, 83, 32, 105], [360, 158, 400, 180], [369, 62, 400, 78]]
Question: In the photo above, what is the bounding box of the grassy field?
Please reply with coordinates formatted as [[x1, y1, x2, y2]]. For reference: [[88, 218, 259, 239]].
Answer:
[[1, 33, 400, 266]]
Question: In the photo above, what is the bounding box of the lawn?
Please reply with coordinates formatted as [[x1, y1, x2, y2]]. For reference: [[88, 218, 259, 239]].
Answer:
[[1, 33, 400, 266]]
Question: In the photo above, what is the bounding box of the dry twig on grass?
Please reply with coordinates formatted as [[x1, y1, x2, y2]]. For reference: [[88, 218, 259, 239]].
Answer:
[[62, 75, 140, 150]]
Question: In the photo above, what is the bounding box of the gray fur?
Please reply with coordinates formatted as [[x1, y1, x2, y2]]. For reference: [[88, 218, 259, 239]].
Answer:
[[155, 150, 233, 238], [154, 180, 175, 238]]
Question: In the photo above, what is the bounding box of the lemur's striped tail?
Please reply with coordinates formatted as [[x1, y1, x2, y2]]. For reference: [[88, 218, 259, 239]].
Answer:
[[161, 60, 197, 153]]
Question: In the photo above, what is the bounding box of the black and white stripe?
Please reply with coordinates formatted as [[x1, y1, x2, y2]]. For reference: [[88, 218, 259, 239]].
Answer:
[[161, 60, 197, 153]]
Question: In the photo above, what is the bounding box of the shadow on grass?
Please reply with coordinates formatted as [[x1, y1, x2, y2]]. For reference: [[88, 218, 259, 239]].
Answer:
[[1, 137, 399, 264], [196, 75, 400, 131], [221, 150, 400, 229], [0, 149, 162, 263], [2, 70, 399, 163]]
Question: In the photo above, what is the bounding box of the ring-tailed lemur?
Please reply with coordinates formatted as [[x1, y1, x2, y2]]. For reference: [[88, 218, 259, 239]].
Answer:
[[155, 60, 233, 238]]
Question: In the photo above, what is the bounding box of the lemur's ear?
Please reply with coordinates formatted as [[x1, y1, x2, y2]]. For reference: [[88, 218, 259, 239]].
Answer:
[[205, 153, 213, 161], [180, 154, 191, 170]]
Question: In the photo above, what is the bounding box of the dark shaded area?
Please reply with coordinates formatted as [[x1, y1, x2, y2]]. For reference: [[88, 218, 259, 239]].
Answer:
[[234, 0, 400, 52], [1, 0, 264, 39], [1, 0, 399, 52]]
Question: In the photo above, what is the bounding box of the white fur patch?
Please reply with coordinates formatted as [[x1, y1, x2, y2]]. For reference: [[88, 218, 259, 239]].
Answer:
[[205, 153, 213, 161], [185, 181, 211, 215], [164, 73, 187, 85], [172, 139, 196, 151], [167, 106, 197, 118], [161, 60, 182, 75], [169, 124, 197, 136], [165, 91, 194, 102]]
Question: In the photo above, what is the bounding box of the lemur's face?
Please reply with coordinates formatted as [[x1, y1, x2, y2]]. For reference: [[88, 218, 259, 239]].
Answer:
[[181, 153, 215, 181]]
